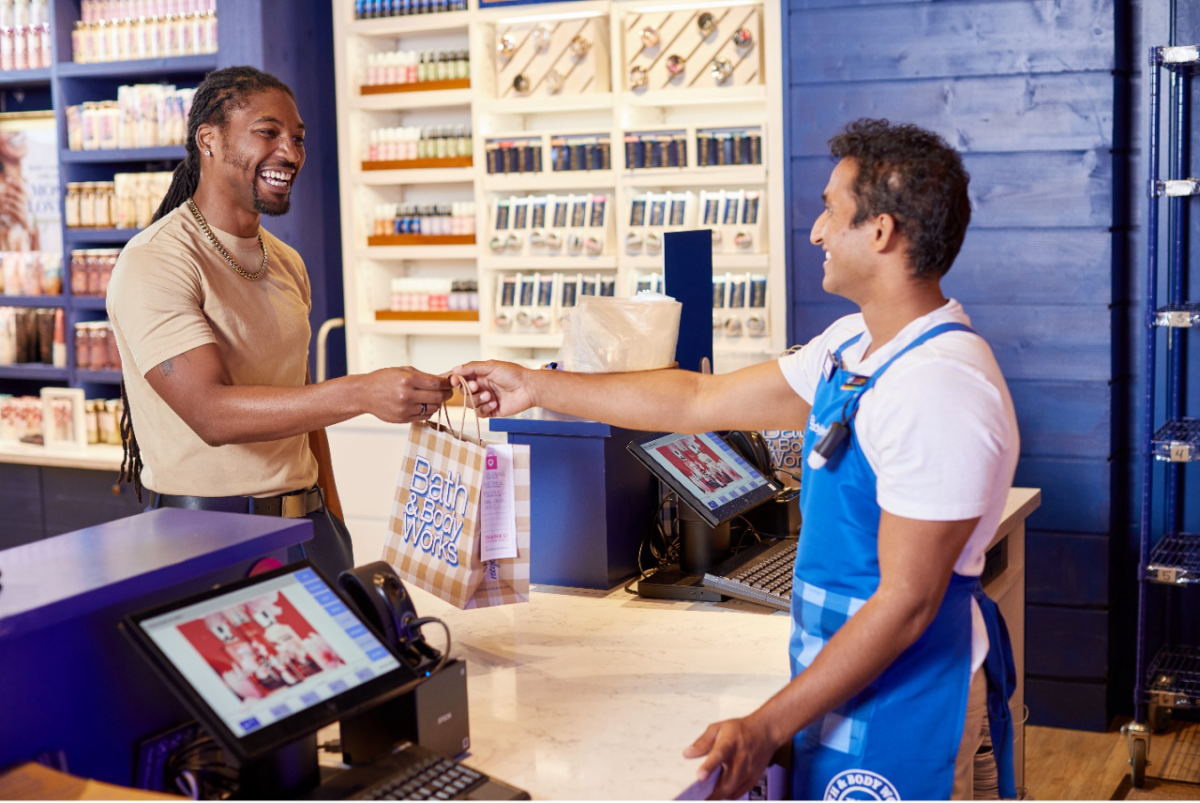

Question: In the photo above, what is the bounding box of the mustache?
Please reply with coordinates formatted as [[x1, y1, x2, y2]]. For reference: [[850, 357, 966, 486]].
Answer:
[[258, 160, 299, 171]]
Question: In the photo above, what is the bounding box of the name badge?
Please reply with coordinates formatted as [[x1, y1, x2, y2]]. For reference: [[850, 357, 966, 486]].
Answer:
[[822, 350, 838, 382], [840, 374, 868, 391]]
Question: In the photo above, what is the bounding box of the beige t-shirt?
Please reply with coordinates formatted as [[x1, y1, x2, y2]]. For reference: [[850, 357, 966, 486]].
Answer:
[[107, 203, 318, 497]]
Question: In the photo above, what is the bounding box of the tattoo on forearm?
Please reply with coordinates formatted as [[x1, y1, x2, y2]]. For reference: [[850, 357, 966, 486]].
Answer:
[[159, 358, 175, 378]]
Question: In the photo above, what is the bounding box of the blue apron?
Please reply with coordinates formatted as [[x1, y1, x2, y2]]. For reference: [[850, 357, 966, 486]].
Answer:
[[791, 323, 1017, 801]]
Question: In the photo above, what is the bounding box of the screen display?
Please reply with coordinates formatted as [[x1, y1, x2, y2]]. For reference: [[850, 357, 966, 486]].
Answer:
[[136, 568, 401, 740], [639, 432, 770, 513]]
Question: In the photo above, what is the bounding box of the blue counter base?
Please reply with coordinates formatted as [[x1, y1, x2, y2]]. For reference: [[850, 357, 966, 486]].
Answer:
[[491, 411, 659, 590]]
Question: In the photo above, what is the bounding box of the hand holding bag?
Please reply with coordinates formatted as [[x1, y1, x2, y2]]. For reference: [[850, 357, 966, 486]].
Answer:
[[383, 384, 530, 609]]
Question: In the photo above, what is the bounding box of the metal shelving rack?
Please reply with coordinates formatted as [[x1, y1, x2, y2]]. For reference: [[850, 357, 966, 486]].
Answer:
[[1124, 43, 1200, 789]]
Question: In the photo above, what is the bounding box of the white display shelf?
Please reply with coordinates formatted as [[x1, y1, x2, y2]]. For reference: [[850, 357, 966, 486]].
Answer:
[[482, 170, 617, 192], [355, 245, 479, 261], [713, 339, 777, 355], [622, 166, 767, 188], [479, 256, 618, 270], [0, 441, 124, 471], [486, 333, 563, 350], [476, 93, 615, 115], [625, 253, 769, 270], [356, 166, 477, 186], [335, 0, 786, 378], [353, 88, 473, 111], [623, 84, 769, 107], [348, 10, 473, 36], [359, 320, 483, 337]]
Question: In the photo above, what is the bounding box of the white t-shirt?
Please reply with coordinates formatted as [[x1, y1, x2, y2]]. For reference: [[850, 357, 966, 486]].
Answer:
[[778, 299, 1020, 672]]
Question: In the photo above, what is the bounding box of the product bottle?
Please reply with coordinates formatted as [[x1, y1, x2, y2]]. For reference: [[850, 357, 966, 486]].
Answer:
[[458, 124, 471, 158], [364, 52, 377, 85], [52, 307, 66, 368], [434, 125, 448, 159], [416, 51, 427, 82], [405, 50, 418, 83], [390, 50, 404, 84]]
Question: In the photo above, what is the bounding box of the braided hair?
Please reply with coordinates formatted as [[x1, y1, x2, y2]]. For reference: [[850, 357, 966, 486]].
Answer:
[[119, 66, 297, 501]]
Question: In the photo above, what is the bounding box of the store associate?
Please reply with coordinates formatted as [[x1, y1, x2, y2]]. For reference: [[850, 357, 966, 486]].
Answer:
[[107, 67, 452, 576], [453, 120, 1020, 800]]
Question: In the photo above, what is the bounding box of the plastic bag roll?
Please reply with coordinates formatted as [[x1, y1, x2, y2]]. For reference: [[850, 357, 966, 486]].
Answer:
[[557, 293, 682, 373]]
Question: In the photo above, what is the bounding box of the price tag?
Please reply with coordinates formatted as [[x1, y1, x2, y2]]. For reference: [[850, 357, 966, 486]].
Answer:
[[1170, 443, 1192, 462], [480, 444, 518, 561]]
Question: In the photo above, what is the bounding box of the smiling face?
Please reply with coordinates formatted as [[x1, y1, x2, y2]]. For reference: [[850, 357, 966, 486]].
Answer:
[[809, 158, 879, 302], [200, 88, 305, 218]]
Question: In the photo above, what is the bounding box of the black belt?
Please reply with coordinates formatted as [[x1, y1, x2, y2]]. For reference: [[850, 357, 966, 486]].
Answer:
[[149, 486, 324, 518]]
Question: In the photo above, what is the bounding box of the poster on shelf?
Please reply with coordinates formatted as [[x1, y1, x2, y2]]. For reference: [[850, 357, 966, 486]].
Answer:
[[0, 112, 61, 258]]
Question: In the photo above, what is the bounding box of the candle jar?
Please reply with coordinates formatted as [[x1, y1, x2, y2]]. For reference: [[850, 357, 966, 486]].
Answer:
[[79, 182, 97, 227], [89, 323, 109, 370], [105, 323, 121, 370], [64, 183, 82, 228], [70, 251, 88, 294], [74, 323, 91, 369]]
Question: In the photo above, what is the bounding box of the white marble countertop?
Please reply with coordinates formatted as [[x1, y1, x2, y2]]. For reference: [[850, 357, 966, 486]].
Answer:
[[405, 583, 792, 801]]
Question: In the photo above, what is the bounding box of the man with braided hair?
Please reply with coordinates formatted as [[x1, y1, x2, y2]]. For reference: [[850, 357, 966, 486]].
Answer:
[[107, 66, 452, 576]]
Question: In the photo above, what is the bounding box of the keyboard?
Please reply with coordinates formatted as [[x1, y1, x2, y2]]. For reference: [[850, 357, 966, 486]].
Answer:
[[703, 539, 797, 612], [359, 752, 483, 800], [306, 741, 528, 800]]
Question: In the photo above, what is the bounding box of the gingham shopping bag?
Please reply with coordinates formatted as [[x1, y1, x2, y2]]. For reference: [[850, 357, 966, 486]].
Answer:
[[465, 443, 531, 609], [384, 406, 488, 608]]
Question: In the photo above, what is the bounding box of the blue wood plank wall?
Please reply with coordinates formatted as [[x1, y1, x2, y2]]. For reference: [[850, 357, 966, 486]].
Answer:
[[782, 0, 1124, 730]]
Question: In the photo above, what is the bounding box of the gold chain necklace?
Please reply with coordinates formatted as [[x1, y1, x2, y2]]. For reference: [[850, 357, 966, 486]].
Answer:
[[186, 197, 268, 281]]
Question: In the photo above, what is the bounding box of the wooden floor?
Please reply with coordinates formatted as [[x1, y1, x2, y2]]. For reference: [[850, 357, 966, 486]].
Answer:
[[1025, 720, 1200, 800], [1025, 723, 1132, 800]]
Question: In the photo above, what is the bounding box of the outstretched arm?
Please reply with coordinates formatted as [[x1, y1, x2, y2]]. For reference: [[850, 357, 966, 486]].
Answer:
[[146, 343, 452, 447], [451, 358, 812, 435]]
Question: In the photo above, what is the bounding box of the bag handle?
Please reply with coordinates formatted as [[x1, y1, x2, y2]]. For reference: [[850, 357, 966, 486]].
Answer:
[[438, 374, 483, 444]]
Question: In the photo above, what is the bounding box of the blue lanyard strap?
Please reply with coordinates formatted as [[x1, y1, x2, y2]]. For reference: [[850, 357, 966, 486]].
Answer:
[[840, 322, 976, 423]]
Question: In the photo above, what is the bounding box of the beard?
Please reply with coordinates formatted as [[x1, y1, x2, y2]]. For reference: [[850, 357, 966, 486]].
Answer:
[[253, 179, 291, 216], [224, 149, 295, 216]]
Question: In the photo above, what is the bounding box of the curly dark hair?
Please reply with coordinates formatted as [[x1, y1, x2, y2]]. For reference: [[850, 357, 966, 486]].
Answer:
[[828, 119, 971, 280]]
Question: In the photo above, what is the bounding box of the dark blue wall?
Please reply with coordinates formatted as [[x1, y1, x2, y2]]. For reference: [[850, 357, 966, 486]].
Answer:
[[782, 0, 1128, 730], [223, 0, 347, 381]]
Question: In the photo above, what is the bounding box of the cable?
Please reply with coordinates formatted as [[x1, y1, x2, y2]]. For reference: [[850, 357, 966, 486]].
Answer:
[[625, 491, 680, 594], [409, 616, 452, 676]]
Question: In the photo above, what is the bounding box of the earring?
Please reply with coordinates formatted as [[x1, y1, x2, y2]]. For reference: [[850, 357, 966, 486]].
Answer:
[[205, 150, 212, 155]]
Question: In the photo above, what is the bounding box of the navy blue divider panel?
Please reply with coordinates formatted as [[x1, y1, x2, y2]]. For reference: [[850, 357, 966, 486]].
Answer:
[[664, 230, 714, 374], [0, 464, 44, 550], [784, 0, 1120, 729], [0, 509, 311, 784], [41, 466, 144, 537], [488, 412, 659, 589], [220, 0, 347, 381]]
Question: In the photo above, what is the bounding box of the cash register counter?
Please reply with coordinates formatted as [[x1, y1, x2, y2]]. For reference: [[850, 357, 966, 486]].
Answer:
[[346, 488, 1038, 801]]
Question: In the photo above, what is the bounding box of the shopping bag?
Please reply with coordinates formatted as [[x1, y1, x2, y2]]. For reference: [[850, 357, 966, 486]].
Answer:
[[465, 443, 531, 609], [384, 404, 488, 609]]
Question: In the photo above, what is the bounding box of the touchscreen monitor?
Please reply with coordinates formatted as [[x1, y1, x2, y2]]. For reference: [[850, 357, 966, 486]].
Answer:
[[123, 562, 418, 762], [628, 432, 779, 527]]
